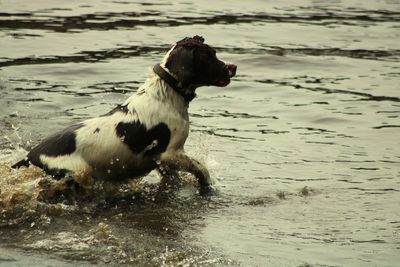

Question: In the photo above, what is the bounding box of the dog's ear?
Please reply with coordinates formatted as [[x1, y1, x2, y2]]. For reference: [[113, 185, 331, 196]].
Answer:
[[165, 46, 195, 87], [176, 35, 205, 46], [192, 35, 204, 43]]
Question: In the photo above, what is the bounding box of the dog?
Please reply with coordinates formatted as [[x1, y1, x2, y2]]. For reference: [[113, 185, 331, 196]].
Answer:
[[12, 35, 237, 194]]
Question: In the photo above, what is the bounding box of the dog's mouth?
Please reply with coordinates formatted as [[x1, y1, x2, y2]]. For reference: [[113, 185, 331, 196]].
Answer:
[[212, 63, 237, 87], [213, 79, 231, 87]]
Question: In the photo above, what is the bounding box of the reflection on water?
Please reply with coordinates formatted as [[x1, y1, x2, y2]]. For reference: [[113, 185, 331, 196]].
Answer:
[[1, 0, 400, 266]]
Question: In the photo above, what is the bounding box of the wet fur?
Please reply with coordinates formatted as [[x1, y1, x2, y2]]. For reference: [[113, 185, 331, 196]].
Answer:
[[12, 36, 236, 192]]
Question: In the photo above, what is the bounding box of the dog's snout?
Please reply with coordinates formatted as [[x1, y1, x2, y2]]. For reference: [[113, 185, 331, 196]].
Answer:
[[226, 64, 237, 77]]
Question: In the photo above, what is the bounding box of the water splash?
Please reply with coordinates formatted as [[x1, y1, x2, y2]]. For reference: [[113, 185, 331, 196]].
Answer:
[[0, 132, 215, 227]]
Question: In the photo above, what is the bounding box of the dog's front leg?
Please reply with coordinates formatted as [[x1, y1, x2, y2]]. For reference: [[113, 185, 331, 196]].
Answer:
[[158, 151, 212, 189], [157, 165, 181, 193]]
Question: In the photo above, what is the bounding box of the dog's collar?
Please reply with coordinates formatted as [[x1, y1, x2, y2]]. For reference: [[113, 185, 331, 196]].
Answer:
[[153, 64, 196, 102]]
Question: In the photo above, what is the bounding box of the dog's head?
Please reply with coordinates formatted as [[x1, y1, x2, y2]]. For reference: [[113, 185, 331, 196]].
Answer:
[[162, 36, 237, 89]]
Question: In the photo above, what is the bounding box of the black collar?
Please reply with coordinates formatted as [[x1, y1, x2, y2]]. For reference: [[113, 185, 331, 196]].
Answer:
[[153, 64, 196, 102]]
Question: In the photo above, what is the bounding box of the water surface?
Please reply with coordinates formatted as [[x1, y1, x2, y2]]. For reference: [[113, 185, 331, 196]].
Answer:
[[1, 0, 400, 266]]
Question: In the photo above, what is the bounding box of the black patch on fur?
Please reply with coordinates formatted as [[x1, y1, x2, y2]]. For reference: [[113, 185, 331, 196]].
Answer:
[[116, 121, 170, 157], [11, 157, 68, 180], [94, 128, 100, 133], [11, 158, 30, 169], [25, 123, 83, 168], [104, 104, 129, 116], [165, 45, 195, 88], [12, 124, 82, 179]]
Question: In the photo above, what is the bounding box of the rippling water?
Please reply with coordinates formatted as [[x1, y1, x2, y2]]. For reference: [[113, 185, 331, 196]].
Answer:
[[1, 0, 400, 266]]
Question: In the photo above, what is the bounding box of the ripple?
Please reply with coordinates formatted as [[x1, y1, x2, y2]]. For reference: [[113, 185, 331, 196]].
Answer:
[[0, 45, 169, 67], [226, 46, 400, 61], [372, 125, 400, 129], [1, 9, 400, 32], [1, 45, 399, 68], [257, 79, 400, 102]]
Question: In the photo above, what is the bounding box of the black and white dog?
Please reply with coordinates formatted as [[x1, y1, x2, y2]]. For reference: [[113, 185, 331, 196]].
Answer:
[[12, 35, 237, 193]]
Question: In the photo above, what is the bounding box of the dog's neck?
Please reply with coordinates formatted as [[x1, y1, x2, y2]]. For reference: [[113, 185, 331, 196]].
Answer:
[[123, 72, 189, 117], [153, 64, 196, 103]]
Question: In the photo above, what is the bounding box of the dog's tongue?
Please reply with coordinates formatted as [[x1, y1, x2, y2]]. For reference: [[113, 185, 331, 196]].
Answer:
[[215, 79, 230, 86]]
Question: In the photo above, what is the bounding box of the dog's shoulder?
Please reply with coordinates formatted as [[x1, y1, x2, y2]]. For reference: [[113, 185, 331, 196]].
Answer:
[[115, 120, 171, 157]]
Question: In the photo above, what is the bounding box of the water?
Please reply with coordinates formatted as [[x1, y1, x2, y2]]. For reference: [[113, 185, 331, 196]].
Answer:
[[1, 0, 400, 266]]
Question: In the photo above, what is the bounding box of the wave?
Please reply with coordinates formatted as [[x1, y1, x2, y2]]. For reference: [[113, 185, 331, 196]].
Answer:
[[1, 9, 400, 32], [1, 46, 399, 68]]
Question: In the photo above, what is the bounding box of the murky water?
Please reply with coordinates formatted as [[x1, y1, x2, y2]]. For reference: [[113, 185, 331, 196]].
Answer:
[[1, 0, 400, 266]]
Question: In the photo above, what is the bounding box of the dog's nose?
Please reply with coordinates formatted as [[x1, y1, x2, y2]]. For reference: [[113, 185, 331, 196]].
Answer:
[[226, 64, 237, 77]]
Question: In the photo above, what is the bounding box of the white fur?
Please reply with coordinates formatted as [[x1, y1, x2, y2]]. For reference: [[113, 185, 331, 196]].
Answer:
[[40, 70, 209, 185], [21, 41, 217, 190]]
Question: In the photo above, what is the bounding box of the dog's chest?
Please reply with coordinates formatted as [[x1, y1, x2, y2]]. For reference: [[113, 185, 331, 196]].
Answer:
[[134, 92, 190, 152]]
